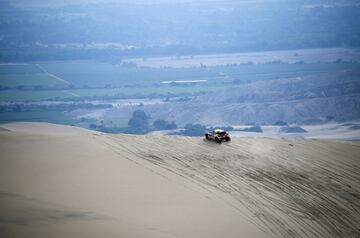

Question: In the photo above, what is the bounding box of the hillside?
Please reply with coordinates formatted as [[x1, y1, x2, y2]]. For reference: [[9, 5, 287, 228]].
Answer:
[[140, 69, 360, 125], [1, 1, 360, 61], [0, 123, 360, 238]]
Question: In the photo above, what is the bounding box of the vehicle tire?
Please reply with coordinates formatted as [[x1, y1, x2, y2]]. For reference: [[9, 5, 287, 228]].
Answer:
[[215, 137, 222, 143], [205, 133, 209, 140]]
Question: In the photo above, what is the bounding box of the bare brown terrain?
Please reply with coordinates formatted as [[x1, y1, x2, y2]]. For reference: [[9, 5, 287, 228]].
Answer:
[[0, 123, 360, 238]]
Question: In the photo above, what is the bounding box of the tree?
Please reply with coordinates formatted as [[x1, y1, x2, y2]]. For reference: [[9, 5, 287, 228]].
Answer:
[[153, 119, 177, 130], [325, 116, 335, 121], [241, 126, 263, 133], [181, 123, 206, 136], [128, 110, 149, 129], [280, 126, 307, 133], [89, 123, 97, 129], [273, 120, 288, 126]]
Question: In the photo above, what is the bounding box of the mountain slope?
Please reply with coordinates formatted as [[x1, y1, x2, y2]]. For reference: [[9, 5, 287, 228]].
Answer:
[[0, 123, 360, 238], [143, 69, 360, 125]]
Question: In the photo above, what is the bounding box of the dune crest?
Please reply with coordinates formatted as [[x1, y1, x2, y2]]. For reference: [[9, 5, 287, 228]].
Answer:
[[0, 123, 359, 238]]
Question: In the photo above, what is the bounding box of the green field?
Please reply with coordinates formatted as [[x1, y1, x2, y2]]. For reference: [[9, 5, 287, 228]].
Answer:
[[0, 74, 66, 87], [0, 61, 359, 102], [40, 61, 360, 87], [0, 64, 68, 87], [0, 90, 73, 101], [0, 64, 43, 74]]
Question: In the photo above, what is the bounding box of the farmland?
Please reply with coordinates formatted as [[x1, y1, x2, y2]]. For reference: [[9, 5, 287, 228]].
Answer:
[[0, 52, 359, 130], [124, 48, 360, 68], [0, 90, 72, 102], [0, 64, 68, 88], [0, 60, 359, 102], [35, 60, 360, 88]]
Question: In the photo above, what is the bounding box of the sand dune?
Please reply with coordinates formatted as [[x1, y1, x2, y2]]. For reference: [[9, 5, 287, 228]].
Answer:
[[0, 123, 360, 238]]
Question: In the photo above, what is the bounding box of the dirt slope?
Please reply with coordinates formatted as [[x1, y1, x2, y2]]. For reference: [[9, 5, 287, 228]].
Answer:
[[1, 123, 360, 238]]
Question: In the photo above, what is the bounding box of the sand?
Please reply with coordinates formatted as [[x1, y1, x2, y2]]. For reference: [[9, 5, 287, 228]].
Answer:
[[0, 122, 360, 238]]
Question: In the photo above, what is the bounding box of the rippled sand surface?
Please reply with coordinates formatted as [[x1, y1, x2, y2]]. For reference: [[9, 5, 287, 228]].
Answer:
[[1, 123, 359, 238]]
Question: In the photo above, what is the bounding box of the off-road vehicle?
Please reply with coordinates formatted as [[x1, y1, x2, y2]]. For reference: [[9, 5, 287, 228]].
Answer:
[[205, 129, 231, 143]]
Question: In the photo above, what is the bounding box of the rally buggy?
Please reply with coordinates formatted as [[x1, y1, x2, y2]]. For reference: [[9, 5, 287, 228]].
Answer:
[[205, 129, 231, 143]]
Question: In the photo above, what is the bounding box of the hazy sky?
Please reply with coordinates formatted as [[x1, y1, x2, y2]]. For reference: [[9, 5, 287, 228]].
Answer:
[[4, 0, 282, 7], [1, 0, 359, 59]]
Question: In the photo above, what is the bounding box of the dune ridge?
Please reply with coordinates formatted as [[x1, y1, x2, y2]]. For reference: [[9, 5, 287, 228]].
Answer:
[[0, 122, 360, 238]]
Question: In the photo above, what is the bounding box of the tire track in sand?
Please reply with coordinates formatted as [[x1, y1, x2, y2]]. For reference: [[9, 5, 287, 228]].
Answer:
[[103, 135, 360, 238]]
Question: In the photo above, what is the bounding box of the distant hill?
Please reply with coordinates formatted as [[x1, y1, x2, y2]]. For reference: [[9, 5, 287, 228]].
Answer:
[[1, 0, 360, 61], [143, 69, 360, 125]]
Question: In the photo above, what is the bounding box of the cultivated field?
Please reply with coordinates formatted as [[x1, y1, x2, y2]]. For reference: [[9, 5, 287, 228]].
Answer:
[[0, 64, 69, 87], [123, 48, 360, 68], [0, 61, 359, 102], [1, 49, 359, 131]]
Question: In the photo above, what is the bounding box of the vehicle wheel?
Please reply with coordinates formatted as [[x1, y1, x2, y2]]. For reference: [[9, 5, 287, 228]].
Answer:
[[215, 137, 222, 143], [205, 133, 209, 140]]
